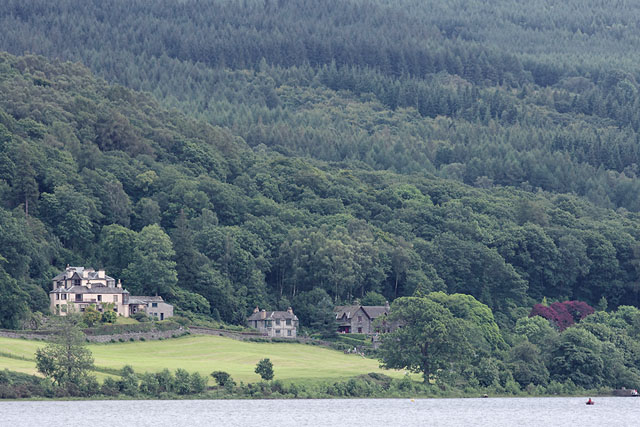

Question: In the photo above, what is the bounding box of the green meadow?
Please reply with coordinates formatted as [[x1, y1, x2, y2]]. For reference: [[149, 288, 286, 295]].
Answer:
[[0, 335, 406, 384]]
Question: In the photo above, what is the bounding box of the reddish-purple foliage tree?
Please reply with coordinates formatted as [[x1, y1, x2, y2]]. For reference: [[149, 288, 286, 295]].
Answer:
[[529, 300, 595, 331]]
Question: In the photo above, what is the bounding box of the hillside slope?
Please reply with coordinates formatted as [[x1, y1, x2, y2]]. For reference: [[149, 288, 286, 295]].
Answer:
[[1, 51, 640, 330]]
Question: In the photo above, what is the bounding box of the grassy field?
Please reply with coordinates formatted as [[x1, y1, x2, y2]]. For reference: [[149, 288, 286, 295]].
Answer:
[[0, 335, 406, 384]]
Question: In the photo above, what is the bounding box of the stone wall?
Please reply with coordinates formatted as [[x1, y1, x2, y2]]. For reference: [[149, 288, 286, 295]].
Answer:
[[0, 327, 186, 343]]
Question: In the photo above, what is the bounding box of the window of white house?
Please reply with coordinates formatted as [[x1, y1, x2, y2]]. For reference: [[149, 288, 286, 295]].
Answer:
[[358, 316, 363, 322], [114, 295, 118, 302], [276, 319, 281, 325], [152, 302, 158, 307], [358, 327, 362, 333], [286, 318, 291, 326], [97, 295, 102, 302], [275, 329, 281, 335], [73, 279, 81, 286], [56, 294, 60, 300], [266, 320, 272, 328], [254, 320, 258, 328], [287, 330, 292, 336], [62, 293, 67, 300], [75, 294, 83, 302]]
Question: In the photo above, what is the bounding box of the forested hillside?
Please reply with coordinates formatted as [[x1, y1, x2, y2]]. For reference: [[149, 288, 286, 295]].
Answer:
[[2, 0, 640, 331], [1, 50, 640, 331], [4, 0, 640, 212]]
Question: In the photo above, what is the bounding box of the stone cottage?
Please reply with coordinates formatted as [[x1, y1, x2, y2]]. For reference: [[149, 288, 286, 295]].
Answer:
[[334, 302, 392, 334], [247, 307, 298, 338]]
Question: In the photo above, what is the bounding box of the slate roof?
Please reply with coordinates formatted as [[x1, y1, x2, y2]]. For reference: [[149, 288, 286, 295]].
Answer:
[[334, 305, 361, 320], [361, 306, 389, 319], [334, 305, 389, 320], [128, 296, 167, 305], [247, 310, 298, 321], [50, 285, 129, 295]]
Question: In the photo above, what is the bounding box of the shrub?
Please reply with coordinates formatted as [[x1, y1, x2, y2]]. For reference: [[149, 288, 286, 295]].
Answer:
[[211, 371, 235, 387], [530, 301, 594, 331], [101, 377, 120, 396], [139, 372, 159, 395], [173, 369, 192, 395], [190, 372, 207, 394], [118, 365, 139, 396]]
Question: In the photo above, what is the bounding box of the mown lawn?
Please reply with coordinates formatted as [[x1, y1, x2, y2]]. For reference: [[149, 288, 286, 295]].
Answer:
[[0, 335, 403, 384]]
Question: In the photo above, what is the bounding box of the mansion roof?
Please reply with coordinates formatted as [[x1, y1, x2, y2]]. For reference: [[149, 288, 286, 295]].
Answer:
[[50, 285, 129, 295]]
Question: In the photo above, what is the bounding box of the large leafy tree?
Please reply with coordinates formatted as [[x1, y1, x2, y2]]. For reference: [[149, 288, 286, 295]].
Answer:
[[35, 318, 94, 387], [0, 265, 29, 328], [378, 296, 470, 383], [121, 224, 178, 296]]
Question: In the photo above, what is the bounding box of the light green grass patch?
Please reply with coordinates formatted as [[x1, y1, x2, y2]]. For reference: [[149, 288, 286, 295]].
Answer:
[[0, 335, 406, 384]]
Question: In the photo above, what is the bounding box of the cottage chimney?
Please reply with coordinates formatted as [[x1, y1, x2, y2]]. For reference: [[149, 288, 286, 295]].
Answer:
[[287, 307, 293, 314], [98, 270, 105, 279], [260, 309, 267, 319], [117, 279, 122, 288], [86, 281, 92, 289], [253, 306, 259, 313], [384, 301, 390, 311]]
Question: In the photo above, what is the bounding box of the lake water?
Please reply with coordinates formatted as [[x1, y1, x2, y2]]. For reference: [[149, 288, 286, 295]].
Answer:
[[1, 397, 637, 427]]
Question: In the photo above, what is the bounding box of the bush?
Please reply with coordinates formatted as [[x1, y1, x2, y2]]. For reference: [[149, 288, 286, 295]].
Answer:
[[211, 371, 235, 387], [101, 377, 120, 396], [190, 372, 207, 394], [173, 368, 192, 395], [132, 311, 151, 322], [155, 369, 173, 393], [118, 365, 139, 396], [139, 372, 159, 395]]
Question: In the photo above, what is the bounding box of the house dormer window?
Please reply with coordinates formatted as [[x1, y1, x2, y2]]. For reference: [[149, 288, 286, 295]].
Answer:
[[73, 279, 81, 287]]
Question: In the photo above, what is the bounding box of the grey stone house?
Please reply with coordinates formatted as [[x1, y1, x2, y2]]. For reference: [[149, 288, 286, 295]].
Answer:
[[129, 295, 174, 321], [247, 307, 298, 338], [334, 302, 391, 334]]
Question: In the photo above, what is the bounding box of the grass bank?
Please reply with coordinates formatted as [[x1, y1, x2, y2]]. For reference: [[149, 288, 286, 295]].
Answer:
[[0, 335, 406, 384]]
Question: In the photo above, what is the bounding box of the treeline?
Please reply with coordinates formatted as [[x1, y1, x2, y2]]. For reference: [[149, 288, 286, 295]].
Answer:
[[2, 52, 640, 330], [4, 1, 640, 213]]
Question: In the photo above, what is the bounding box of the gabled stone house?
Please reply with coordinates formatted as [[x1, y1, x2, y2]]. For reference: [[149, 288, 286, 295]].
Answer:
[[334, 302, 392, 334], [50, 266, 173, 319], [247, 307, 298, 338]]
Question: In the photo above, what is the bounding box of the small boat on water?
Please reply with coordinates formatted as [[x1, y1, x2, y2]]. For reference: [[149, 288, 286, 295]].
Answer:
[[586, 398, 594, 405]]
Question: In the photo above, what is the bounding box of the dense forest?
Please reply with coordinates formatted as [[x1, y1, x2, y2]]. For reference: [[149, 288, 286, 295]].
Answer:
[[2, 0, 640, 392]]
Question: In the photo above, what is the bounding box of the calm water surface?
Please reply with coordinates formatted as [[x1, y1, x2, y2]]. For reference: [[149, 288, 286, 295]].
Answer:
[[1, 397, 637, 427]]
